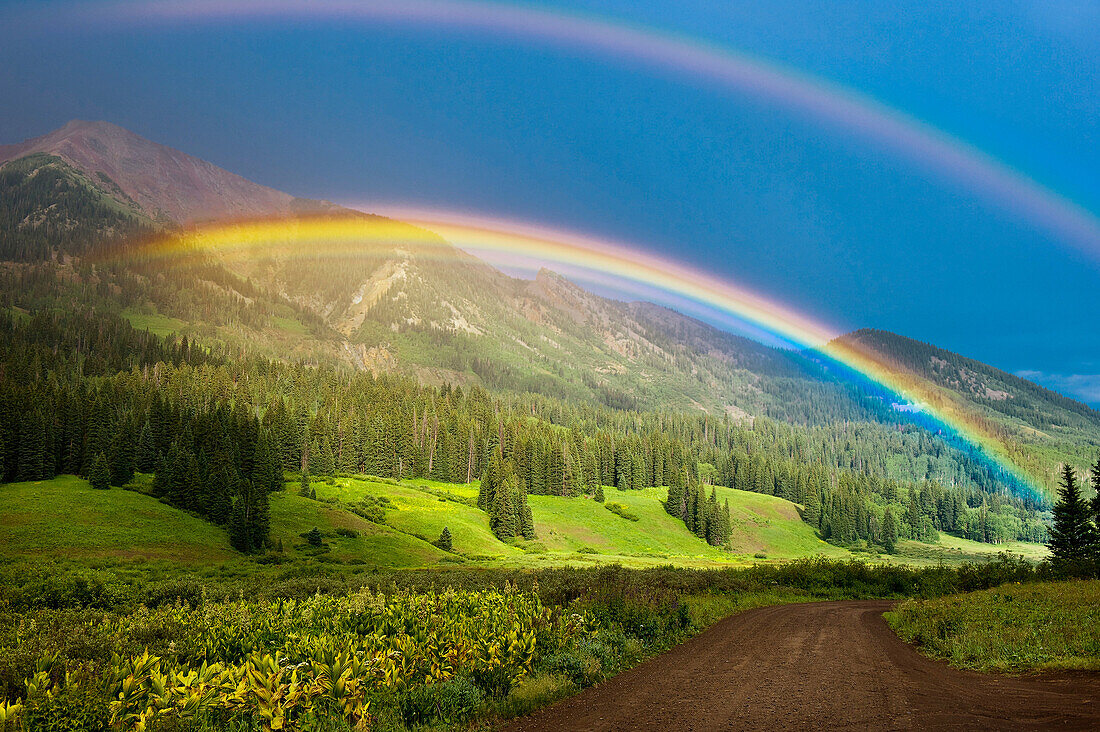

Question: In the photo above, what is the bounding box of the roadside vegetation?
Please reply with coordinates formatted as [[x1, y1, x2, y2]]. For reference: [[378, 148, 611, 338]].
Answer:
[[886, 580, 1100, 672], [886, 461, 1100, 674], [0, 557, 1042, 731]]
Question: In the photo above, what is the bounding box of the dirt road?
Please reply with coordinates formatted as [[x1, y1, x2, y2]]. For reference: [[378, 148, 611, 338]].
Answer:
[[505, 600, 1100, 731]]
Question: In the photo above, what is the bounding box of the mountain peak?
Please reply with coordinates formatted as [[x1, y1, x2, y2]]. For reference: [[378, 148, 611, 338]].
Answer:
[[0, 120, 329, 224]]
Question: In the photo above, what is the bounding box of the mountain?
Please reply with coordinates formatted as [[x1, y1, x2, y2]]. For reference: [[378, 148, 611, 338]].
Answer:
[[0, 120, 334, 225], [1, 120, 1097, 496]]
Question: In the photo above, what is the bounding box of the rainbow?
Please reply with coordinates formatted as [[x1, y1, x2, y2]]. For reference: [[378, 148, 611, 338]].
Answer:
[[118, 211, 1045, 502], [41, 0, 1100, 262]]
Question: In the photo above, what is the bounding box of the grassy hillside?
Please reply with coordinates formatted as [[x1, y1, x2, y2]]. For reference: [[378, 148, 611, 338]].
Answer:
[[4, 474, 1056, 571], [309, 475, 849, 566], [0, 476, 233, 562]]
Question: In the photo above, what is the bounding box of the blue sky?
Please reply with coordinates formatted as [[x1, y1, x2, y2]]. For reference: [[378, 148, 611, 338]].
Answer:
[[2, 0, 1098, 403]]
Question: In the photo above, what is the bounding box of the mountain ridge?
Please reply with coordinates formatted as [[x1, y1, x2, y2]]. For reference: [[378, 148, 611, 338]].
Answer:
[[1, 120, 1097, 493], [0, 120, 337, 224]]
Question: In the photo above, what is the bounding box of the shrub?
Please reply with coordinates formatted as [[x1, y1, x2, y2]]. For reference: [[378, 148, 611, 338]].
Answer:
[[604, 502, 639, 521], [399, 675, 483, 726]]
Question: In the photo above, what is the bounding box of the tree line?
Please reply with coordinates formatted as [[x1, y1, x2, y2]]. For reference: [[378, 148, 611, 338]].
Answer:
[[0, 307, 1050, 554]]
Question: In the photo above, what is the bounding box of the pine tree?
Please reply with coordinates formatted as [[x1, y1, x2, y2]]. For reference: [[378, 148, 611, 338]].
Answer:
[[89, 451, 111, 490], [436, 526, 453, 552], [1049, 464, 1097, 570], [518, 483, 536, 540], [594, 484, 605, 503], [136, 420, 157, 473], [108, 422, 136, 487], [665, 480, 684, 518], [1091, 457, 1100, 527], [881, 507, 898, 553], [229, 478, 270, 553], [477, 458, 495, 511]]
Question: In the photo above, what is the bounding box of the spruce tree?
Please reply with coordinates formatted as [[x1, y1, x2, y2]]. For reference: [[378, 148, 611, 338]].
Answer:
[[594, 484, 605, 503], [89, 452, 111, 490], [1091, 458, 1100, 527], [1049, 464, 1097, 570], [478, 456, 499, 512], [229, 478, 270, 553], [518, 484, 536, 540], [436, 526, 453, 552], [135, 420, 157, 473], [881, 507, 898, 553], [665, 480, 683, 518]]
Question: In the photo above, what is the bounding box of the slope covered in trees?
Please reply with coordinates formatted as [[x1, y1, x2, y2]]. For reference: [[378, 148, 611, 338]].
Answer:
[[0, 307, 1049, 556]]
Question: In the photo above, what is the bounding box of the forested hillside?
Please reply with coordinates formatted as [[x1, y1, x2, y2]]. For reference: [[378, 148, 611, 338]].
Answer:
[[2, 120, 1096, 564], [0, 308, 1049, 555]]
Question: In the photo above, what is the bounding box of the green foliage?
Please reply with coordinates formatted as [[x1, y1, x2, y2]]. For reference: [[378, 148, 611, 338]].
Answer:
[[88, 453, 111, 491], [604, 502, 639, 522], [1049, 463, 1099, 573], [304, 527, 324, 547], [435, 526, 453, 552], [0, 153, 153, 260], [886, 580, 1100, 672]]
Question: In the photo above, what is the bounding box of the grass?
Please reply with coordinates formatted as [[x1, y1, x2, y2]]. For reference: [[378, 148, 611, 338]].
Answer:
[[0, 476, 234, 562], [268, 491, 449, 567], [120, 307, 190, 338], [313, 477, 850, 567], [889, 535, 1049, 567], [2, 474, 1050, 573], [885, 580, 1100, 673]]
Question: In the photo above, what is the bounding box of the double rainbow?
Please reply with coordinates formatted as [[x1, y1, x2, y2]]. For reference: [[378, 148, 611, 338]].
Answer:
[[120, 210, 1044, 502], [41, 0, 1100, 262]]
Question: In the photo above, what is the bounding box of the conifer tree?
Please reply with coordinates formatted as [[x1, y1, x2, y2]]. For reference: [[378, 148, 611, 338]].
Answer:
[[882, 507, 898, 553], [436, 526, 453, 552], [1049, 464, 1097, 570], [229, 478, 270, 553], [518, 484, 536, 540], [136, 420, 157, 473], [665, 480, 684, 519], [108, 422, 136, 487], [89, 451, 111, 490], [1091, 458, 1100, 527], [490, 469, 519, 540], [594, 484, 605, 503]]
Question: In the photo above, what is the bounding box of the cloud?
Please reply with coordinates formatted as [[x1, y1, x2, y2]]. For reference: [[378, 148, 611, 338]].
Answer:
[[1015, 370, 1100, 407]]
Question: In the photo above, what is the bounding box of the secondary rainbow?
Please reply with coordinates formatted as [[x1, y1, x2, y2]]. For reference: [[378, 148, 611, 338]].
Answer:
[[120, 211, 1045, 502], [41, 0, 1100, 262]]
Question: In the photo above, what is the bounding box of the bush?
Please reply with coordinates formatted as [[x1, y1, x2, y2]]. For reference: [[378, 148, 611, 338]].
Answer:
[[334, 528, 359, 539], [399, 676, 483, 726], [604, 502, 640, 521]]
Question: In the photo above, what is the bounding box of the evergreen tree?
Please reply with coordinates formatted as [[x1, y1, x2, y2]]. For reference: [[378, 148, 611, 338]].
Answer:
[[135, 420, 157, 473], [89, 451, 111, 490], [229, 478, 270, 553], [1091, 457, 1100, 526], [594, 484, 605, 503], [108, 422, 136, 487], [518, 484, 536, 540], [299, 471, 313, 498], [1049, 464, 1097, 570], [436, 526, 453, 552], [665, 480, 684, 519], [881, 507, 898, 553]]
